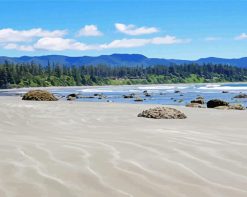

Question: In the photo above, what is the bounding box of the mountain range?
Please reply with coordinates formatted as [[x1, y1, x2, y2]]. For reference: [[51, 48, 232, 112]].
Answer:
[[0, 54, 247, 68]]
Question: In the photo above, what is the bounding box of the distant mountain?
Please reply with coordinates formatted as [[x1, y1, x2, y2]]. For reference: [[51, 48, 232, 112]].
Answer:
[[0, 54, 247, 68]]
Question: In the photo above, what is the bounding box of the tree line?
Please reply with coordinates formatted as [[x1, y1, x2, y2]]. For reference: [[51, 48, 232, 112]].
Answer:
[[0, 61, 247, 88]]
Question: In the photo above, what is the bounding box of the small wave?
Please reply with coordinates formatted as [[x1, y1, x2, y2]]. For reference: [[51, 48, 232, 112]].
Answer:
[[199, 86, 247, 91], [77, 89, 113, 93], [138, 86, 175, 90]]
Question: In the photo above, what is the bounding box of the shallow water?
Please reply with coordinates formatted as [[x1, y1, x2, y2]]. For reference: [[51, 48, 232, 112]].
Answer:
[[1, 83, 247, 107]]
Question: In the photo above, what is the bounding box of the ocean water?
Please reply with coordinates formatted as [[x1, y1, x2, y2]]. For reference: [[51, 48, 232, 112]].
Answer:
[[1, 83, 247, 107]]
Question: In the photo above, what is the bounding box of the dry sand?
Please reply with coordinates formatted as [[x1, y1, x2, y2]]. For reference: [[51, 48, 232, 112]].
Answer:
[[0, 96, 247, 197]]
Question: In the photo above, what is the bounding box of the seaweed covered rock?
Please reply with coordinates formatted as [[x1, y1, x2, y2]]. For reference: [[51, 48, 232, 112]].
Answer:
[[138, 107, 187, 119], [22, 90, 58, 101], [207, 99, 229, 108]]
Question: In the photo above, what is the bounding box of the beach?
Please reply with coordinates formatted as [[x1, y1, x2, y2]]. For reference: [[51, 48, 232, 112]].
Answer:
[[0, 96, 247, 197]]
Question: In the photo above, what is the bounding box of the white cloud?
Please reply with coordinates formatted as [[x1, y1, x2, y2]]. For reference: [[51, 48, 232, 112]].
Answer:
[[115, 23, 158, 35], [4, 43, 34, 51], [77, 25, 103, 37], [235, 33, 247, 40], [33, 37, 95, 51], [0, 28, 67, 43], [2, 32, 188, 51], [100, 35, 188, 49]]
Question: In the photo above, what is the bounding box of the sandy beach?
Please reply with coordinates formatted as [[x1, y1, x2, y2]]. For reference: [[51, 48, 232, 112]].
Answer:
[[0, 96, 247, 197]]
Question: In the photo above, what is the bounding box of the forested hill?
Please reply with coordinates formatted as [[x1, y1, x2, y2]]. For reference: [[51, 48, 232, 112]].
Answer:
[[0, 54, 247, 68], [1, 62, 247, 88]]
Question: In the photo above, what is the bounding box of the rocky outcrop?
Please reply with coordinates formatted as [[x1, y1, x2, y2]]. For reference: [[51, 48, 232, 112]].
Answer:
[[22, 90, 58, 101], [234, 94, 247, 98], [138, 107, 187, 119], [207, 99, 229, 108]]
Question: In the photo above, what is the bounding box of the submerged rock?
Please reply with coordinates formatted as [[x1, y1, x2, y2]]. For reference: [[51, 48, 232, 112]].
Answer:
[[123, 94, 134, 99], [138, 107, 187, 119], [207, 99, 229, 108], [134, 97, 143, 102], [22, 90, 58, 101], [234, 94, 247, 98]]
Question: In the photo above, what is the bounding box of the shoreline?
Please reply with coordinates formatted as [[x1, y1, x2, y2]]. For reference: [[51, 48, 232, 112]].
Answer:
[[1, 81, 247, 93]]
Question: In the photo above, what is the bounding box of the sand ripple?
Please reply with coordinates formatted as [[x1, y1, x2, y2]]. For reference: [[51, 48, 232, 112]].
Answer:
[[0, 97, 247, 197]]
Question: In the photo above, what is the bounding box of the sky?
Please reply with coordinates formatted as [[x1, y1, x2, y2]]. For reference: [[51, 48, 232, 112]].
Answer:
[[0, 0, 247, 59]]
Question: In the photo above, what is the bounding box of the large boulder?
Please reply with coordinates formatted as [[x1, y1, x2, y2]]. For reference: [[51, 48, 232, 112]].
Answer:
[[138, 107, 187, 119], [234, 94, 247, 99], [207, 99, 229, 108], [22, 90, 58, 101]]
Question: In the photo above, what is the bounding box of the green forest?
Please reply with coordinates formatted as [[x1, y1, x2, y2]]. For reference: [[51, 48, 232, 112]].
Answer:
[[0, 61, 247, 88]]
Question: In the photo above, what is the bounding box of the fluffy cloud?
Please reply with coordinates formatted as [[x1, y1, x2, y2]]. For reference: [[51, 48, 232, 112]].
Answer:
[[115, 23, 158, 35], [100, 35, 188, 49], [33, 37, 95, 51], [4, 43, 34, 51], [3, 34, 188, 51], [235, 33, 247, 40], [77, 25, 103, 37], [0, 28, 67, 42]]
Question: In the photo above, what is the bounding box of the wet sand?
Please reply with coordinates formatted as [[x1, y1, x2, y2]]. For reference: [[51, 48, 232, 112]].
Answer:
[[0, 96, 247, 197]]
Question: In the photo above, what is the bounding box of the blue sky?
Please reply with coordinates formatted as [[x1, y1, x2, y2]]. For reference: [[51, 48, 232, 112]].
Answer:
[[0, 0, 247, 59]]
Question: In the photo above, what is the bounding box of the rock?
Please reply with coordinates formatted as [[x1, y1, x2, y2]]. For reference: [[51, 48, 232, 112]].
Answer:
[[234, 94, 247, 98], [144, 93, 151, 97], [174, 90, 181, 93], [143, 90, 148, 94], [222, 91, 229, 93], [214, 106, 229, 110], [178, 99, 184, 103], [123, 94, 134, 99], [67, 93, 78, 100], [228, 104, 246, 110], [22, 90, 58, 101], [207, 99, 229, 108], [98, 95, 107, 99], [196, 96, 204, 100], [214, 104, 245, 110], [138, 107, 187, 119], [191, 99, 204, 104], [186, 103, 204, 108], [134, 97, 143, 102]]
